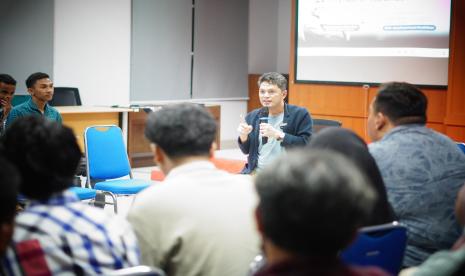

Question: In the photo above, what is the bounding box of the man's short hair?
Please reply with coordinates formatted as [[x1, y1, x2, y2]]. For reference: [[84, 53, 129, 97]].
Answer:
[[255, 149, 376, 256], [0, 157, 19, 224], [25, 72, 50, 88], [0, 116, 81, 201], [145, 103, 217, 159], [0, 74, 17, 86], [374, 82, 427, 125], [258, 72, 287, 91]]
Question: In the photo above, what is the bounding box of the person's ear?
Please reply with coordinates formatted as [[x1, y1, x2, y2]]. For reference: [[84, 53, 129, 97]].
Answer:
[[209, 142, 217, 159], [27, 87, 33, 96], [150, 143, 164, 165], [255, 206, 264, 235], [282, 90, 288, 100], [374, 112, 387, 131], [0, 222, 14, 255]]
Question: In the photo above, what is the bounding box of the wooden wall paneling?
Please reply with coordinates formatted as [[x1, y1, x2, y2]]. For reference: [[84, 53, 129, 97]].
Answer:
[[291, 84, 370, 117], [248, 74, 261, 112], [445, 0, 465, 127], [446, 126, 465, 142]]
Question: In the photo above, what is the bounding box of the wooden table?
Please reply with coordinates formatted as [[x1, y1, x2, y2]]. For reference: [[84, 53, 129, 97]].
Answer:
[[57, 106, 136, 151], [128, 105, 221, 167]]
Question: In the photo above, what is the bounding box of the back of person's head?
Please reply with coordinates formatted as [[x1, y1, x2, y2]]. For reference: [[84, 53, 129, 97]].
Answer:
[[0, 157, 20, 256], [308, 128, 395, 225], [145, 103, 217, 159], [0, 74, 17, 85], [0, 116, 81, 201], [25, 72, 50, 88], [255, 150, 376, 256], [258, 72, 287, 91], [374, 82, 427, 125]]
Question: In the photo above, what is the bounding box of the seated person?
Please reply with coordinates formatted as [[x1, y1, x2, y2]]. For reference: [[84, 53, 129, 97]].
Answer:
[[253, 149, 388, 276], [6, 72, 61, 129], [307, 127, 396, 226], [367, 82, 465, 266], [400, 183, 465, 276], [0, 157, 19, 259], [128, 104, 259, 276], [0, 116, 139, 275], [0, 74, 16, 135], [237, 72, 312, 174]]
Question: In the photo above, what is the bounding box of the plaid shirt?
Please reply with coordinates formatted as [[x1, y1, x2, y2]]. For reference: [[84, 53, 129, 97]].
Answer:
[[1, 191, 140, 275]]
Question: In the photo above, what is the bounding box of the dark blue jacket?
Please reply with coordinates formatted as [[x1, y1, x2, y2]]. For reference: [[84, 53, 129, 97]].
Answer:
[[238, 104, 313, 174]]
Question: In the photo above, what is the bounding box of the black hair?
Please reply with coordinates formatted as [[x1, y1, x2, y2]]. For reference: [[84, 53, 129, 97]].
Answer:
[[374, 82, 427, 125], [255, 150, 376, 256], [0, 157, 19, 223], [145, 103, 217, 159], [0, 116, 81, 201], [25, 72, 50, 88], [258, 72, 288, 91], [0, 74, 17, 86]]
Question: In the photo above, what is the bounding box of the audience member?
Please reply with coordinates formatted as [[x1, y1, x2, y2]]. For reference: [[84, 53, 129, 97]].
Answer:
[[6, 72, 61, 129], [128, 104, 259, 276], [237, 72, 312, 174], [0, 74, 16, 134], [253, 149, 388, 276], [367, 82, 465, 266], [0, 157, 19, 258], [399, 183, 465, 276], [0, 116, 139, 275], [307, 127, 396, 226]]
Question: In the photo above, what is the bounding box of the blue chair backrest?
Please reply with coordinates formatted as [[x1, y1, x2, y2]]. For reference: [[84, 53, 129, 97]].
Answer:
[[458, 143, 465, 154], [341, 222, 407, 275], [85, 125, 131, 180]]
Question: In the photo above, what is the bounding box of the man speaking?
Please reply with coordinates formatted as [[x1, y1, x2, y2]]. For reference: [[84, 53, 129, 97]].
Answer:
[[237, 72, 313, 174]]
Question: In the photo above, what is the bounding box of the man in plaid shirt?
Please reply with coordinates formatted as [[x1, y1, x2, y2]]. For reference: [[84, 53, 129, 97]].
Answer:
[[0, 116, 140, 275]]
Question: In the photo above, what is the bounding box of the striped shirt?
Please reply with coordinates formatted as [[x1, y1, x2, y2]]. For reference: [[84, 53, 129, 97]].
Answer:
[[1, 191, 140, 275]]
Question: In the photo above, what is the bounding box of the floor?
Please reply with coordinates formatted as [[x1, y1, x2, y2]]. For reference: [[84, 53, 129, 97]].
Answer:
[[93, 148, 246, 218]]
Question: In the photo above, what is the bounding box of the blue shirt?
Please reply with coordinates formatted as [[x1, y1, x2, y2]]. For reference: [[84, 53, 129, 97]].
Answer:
[[369, 125, 465, 266], [5, 97, 62, 129], [1, 191, 140, 275]]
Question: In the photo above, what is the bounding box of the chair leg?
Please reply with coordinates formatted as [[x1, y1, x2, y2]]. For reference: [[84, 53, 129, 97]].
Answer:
[[93, 191, 118, 213], [103, 191, 118, 213]]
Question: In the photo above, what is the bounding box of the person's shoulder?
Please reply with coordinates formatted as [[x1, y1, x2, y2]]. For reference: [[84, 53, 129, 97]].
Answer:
[[9, 102, 27, 114], [47, 104, 60, 114], [287, 104, 309, 115]]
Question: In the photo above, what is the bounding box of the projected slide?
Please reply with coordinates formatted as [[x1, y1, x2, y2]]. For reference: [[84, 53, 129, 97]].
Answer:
[[296, 0, 451, 86]]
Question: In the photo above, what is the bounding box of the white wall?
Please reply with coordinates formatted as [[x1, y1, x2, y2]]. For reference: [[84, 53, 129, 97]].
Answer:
[[54, 0, 131, 106], [248, 0, 278, 73], [248, 0, 292, 74], [277, 0, 292, 73]]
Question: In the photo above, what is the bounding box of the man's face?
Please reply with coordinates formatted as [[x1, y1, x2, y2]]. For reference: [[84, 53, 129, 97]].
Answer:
[[367, 98, 382, 142], [0, 82, 16, 108], [28, 78, 54, 102], [258, 82, 286, 110]]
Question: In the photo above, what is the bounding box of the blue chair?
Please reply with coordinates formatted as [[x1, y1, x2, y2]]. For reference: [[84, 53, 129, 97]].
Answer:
[[341, 221, 407, 275], [84, 125, 152, 212], [458, 143, 465, 154], [69, 187, 97, 200]]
